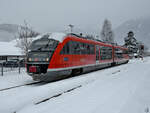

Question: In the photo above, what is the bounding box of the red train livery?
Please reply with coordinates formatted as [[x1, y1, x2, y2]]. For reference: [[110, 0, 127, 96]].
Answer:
[[26, 33, 129, 81]]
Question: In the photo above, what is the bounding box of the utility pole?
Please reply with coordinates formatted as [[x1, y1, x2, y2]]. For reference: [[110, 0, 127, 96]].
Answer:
[[68, 24, 74, 33]]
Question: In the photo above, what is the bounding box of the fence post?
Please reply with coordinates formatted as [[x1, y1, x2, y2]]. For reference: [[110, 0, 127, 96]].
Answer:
[[1, 63, 3, 76], [19, 62, 21, 74]]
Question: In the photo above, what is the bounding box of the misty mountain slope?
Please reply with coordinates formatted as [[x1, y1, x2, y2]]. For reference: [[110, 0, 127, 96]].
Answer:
[[0, 23, 39, 42], [114, 18, 150, 48], [0, 24, 19, 42], [0, 31, 15, 42], [0, 24, 18, 33]]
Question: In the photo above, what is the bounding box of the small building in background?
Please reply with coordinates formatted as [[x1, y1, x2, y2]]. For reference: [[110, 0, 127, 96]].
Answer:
[[0, 41, 24, 62]]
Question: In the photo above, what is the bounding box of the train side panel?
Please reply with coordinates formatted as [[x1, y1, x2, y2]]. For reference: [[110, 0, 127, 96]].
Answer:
[[48, 36, 96, 70]]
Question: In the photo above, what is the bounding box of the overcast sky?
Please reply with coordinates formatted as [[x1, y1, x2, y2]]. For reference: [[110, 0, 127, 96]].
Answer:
[[0, 0, 150, 34]]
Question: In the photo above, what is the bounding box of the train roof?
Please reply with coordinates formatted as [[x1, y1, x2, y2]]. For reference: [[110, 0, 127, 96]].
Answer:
[[67, 33, 114, 46], [33, 32, 103, 43], [67, 34, 128, 49], [33, 32, 127, 49], [33, 32, 66, 42], [48, 32, 66, 42]]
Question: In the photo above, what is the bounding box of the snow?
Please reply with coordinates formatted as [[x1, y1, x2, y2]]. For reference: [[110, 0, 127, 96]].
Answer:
[[0, 57, 150, 113], [0, 32, 66, 56], [0, 68, 33, 90], [48, 32, 66, 42], [33, 32, 66, 42], [0, 40, 22, 55]]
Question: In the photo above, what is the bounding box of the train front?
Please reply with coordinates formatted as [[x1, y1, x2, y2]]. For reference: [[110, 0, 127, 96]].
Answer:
[[26, 34, 59, 81]]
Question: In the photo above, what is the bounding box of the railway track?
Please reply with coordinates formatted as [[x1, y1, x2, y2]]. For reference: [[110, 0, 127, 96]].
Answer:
[[0, 65, 124, 92], [0, 71, 90, 92], [1, 64, 128, 113], [0, 81, 42, 92], [35, 85, 82, 105], [12, 85, 82, 113]]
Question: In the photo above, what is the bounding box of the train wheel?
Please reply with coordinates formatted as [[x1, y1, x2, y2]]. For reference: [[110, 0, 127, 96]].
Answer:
[[125, 60, 129, 64], [111, 62, 116, 66], [71, 68, 83, 76]]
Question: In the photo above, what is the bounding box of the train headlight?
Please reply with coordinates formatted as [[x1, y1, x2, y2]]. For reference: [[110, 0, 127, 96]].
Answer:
[[46, 58, 49, 61], [28, 49, 31, 52], [28, 58, 32, 61]]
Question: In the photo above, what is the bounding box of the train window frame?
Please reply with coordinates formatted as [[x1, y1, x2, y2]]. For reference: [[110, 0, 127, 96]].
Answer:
[[96, 45, 100, 60], [114, 48, 123, 59], [60, 40, 95, 55], [123, 49, 128, 54], [60, 41, 70, 54], [100, 46, 112, 60]]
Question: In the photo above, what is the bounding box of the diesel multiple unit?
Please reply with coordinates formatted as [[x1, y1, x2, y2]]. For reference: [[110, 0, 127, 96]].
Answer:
[[26, 33, 129, 82]]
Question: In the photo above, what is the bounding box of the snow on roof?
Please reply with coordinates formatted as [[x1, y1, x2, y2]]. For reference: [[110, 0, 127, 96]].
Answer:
[[0, 41, 22, 56], [33, 32, 67, 42], [48, 32, 66, 42]]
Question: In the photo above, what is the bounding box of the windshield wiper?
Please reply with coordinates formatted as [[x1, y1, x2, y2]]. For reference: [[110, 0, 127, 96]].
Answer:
[[35, 40, 50, 51]]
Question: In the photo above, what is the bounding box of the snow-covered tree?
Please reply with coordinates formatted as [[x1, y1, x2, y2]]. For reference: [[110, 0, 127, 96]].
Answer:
[[124, 31, 138, 54], [100, 19, 115, 44], [124, 31, 148, 57], [16, 21, 39, 56]]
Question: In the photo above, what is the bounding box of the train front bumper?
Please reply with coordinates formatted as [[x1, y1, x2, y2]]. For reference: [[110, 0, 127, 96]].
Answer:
[[28, 69, 72, 82]]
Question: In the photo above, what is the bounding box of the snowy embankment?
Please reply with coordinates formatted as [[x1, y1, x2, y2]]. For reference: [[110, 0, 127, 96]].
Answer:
[[0, 69, 33, 90], [0, 57, 150, 113], [0, 40, 21, 56]]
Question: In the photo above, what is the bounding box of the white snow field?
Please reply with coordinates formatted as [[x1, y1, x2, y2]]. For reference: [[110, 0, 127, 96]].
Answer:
[[0, 40, 22, 56], [0, 57, 150, 113], [0, 69, 33, 90]]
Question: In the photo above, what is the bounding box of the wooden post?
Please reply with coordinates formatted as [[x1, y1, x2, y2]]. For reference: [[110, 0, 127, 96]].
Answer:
[[1, 63, 3, 76], [19, 62, 21, 74]]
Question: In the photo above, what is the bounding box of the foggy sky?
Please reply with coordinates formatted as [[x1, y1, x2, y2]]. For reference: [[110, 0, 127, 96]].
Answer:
[[0, 0, 150, 34]]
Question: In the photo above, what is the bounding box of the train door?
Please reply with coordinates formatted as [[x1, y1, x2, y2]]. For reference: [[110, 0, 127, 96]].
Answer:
[[96, 45, 100, 64], [112, 46, 115, 62]]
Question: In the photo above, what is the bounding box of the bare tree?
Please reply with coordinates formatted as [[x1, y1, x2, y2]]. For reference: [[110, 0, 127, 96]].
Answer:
[[16, 20, 39, 56], [101, 19, 115, 44]]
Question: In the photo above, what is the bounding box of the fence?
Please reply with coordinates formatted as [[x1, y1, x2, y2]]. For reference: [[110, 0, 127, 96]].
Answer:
[[0, 62, 25, 76]]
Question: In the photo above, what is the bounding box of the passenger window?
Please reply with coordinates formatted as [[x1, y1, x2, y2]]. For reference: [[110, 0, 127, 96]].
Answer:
[[90, 45, 95, 54], [81, 43, 86, 54], [60, 42, 70, 54], [60, 41, 95, 55], [96, 45, 99, 60], [115, 48, 123, 58], [123, 49, 128, 54], [74, 42, 81, 54], [100, 46, 112, 60]]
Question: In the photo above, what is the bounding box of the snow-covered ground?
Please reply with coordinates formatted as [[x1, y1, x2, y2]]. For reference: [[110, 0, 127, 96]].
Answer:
[[0, 57, 150, 113], [0, 68, 33, 90]]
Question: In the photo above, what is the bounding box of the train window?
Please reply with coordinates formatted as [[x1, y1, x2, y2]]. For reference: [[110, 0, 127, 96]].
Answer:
[[70, 41, 95, 55], [60, 41, 95, 55], [74, 42, 81, 54], [89, 44, 95, 54], [115, 48, 123, 58], [123, 49, 128, 54], [81, 43, 87, 54], [60, 41, 70, 54], [87, 45, 90, 54], [96, 45, 99, 60], [100, 46, 112, 60]]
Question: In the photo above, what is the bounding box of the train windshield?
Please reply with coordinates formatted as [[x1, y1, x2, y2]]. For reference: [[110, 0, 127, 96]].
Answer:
[[30, 35, 59, 51], [27, 52, 51, 62], [28, 52, 49, 58]]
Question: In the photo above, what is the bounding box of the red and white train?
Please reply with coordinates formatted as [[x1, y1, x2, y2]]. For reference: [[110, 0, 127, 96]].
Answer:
[[26, 33, 129, 82]]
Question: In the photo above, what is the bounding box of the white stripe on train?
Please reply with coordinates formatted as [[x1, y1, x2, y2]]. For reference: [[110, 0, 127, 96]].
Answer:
[[47, 59, 128, 72]]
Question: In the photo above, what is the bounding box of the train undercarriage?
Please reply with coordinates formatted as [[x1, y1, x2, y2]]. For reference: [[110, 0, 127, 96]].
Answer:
[[27, 60, 128, 82]]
